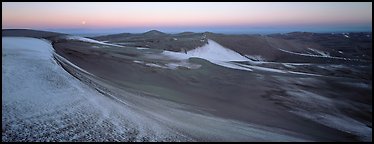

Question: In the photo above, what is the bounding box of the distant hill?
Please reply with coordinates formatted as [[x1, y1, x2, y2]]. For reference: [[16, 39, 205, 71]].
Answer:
[[90, 30, 372, 63], [92, 30, 208, 52], [142, 30, 166, 36]]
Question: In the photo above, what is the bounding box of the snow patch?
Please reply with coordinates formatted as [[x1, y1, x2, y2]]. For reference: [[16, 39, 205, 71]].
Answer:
[[186, 40, 249, 61], [137, 47, 149, 50], [342, 33, 350, 38], [133, 60, 144, 64], [245, 55, 266, 61], [54, 53, 93, 76], [237, 63, 323, 77], [160, 39, 251, 72], [307, 48, 330, 57], [237, 63, 286, 73], [282, 63, 296, 69], [133, 60, 201, 70], [63, 35, 124, 47], [278, 48, 369, 62], [164, 61, 202, 70], [145, 63, 167, 69]]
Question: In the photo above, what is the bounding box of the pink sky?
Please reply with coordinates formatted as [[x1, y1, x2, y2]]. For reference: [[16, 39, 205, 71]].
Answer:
[[2, 2, 372, 33]]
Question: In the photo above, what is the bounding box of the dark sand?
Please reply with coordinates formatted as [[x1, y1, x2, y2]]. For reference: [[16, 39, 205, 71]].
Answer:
[[53, 38, 371, 141]]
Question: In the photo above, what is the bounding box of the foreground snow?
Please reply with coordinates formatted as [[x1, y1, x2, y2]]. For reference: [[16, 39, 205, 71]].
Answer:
[[2, 37, 184, 141]]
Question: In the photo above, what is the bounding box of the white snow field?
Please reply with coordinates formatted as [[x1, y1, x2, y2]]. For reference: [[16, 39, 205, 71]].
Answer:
[[2, 37, 309, 141]]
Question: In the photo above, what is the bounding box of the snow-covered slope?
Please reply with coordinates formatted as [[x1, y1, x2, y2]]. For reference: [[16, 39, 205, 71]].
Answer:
[[161, 39, 253, 71], [186, 40, 249, 61], [162, 39, 248, 62]]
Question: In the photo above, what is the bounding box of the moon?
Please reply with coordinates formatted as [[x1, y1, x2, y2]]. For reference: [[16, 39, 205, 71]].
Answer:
[[81, 21, 86, 25]]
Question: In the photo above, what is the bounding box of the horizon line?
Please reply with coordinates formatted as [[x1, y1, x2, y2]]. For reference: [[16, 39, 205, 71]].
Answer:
[[2, 28, 372, 36]]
